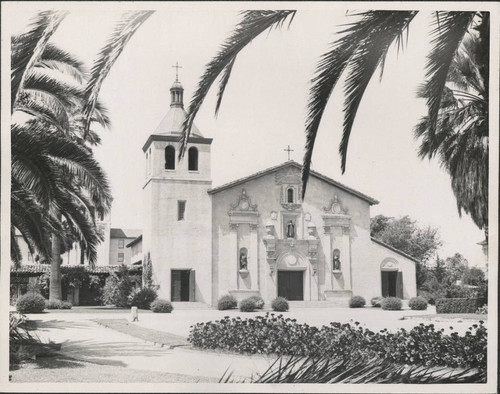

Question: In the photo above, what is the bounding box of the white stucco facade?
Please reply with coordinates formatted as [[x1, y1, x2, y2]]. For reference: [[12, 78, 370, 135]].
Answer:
[[141, 78, 418, 306]]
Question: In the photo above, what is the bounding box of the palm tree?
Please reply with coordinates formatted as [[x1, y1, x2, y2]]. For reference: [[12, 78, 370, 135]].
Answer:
[[414, 18, 489, 236], [177, 10, 489, 232], [11, 12, 114, 300]]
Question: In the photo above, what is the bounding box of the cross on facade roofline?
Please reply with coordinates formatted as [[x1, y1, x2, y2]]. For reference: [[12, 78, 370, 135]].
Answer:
[[284, 145, 294, 161], [172, 62, 182, 81]]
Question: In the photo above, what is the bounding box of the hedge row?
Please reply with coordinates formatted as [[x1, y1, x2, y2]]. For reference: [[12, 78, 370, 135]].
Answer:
[[435, 298, 487, 314]]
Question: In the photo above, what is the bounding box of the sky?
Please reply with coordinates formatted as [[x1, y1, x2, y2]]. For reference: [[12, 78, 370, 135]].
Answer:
[[5, 3, 494, 267]]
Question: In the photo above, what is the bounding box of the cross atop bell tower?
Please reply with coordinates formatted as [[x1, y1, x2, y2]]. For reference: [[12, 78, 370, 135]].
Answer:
[[172, 61, 182, 82], [170, 62, 184, 108]]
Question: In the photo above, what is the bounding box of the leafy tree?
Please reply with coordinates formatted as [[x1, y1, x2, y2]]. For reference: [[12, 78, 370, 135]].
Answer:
[[445, 253, 469, 284], [463, 266, 486, 287], [370, 215, 442, 287], [433, 255, 447, 283]]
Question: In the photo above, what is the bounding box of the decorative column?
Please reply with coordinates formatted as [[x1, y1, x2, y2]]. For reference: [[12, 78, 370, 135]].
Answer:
[[263, 221, 277, 277], [229, 223, 239, 290], [249, 224, 259, 289], [307, 222, 319, 301], [322, 195, 352, 299]]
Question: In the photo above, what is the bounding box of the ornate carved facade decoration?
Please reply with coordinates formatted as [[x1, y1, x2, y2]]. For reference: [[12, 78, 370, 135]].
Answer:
[[228, 188, 259, 226], [275, 167, 303, 211], [322, 194, 351, 232]]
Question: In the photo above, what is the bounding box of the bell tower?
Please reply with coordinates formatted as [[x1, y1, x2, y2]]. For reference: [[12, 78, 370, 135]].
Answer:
[[142, 69, 212, 304]]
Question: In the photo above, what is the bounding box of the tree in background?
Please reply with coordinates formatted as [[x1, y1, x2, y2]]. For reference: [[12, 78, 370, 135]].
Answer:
[[370, 214, 442, 287]]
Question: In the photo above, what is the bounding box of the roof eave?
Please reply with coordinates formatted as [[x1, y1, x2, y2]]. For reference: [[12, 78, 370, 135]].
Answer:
[[208, 161, 378, 205]]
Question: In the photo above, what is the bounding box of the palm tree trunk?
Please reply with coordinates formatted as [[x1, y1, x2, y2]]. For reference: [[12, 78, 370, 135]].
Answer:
[[49, 212, 63, 301]]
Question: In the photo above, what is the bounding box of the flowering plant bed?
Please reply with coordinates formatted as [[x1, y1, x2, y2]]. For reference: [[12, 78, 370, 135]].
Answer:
[[188, 312, 486, 370]]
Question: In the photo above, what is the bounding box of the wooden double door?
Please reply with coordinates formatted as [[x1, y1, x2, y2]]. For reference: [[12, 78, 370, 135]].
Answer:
[[171, 269, 195, 301], [381, 271, 403, 298], [278, 270, 304, 301]]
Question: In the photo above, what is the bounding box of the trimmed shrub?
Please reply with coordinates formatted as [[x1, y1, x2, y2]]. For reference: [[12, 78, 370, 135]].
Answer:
[[46, 300, 72, 310], [381, 297, 402, 310], [436, 298, 486, 314], [217, 294, 237, 310], [128, 287, 158, 309], [408, 296, 428, 310], [247, 295, 265, 309], [349, 295, 366, 308], [150, 299, 173, 313], [16, 293, 46, 313], [188, 313, 487, 371], [46, 300, 63, 310], [240, 298, 256, 312], [271, 297, 289, 312], [371, 297, 384, 307]]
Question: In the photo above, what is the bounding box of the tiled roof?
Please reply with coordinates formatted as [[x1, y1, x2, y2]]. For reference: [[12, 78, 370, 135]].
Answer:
[[110, 228, 142, 239], [208, 161, 379, 205]]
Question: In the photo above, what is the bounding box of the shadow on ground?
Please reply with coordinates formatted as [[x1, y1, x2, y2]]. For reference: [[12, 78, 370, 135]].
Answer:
[[30, 319, 94, 331]]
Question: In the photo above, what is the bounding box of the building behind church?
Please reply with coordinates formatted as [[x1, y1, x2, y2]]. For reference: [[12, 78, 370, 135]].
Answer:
[[141, 77, 418, 306]]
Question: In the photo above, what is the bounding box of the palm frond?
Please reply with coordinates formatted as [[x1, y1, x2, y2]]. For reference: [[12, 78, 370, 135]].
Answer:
[[422, 11, 475, 151], [180, 10, 296, 158], [14, 90, 70, 131], [302, 11, 417, 198], [215, 57, 236, 117], [10, 226, 23, 268], [82, 10, 154, 139], [11, 10, 69, 111]]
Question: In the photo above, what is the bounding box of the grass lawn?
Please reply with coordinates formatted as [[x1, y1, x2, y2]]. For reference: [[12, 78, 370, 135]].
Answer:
[[9, 358, 217, 383], [94, 318, 189, 347]]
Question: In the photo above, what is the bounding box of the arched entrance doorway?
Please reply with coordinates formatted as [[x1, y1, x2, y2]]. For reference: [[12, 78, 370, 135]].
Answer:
[[276, 252, 309, 301], [380, 259, 403, 298]]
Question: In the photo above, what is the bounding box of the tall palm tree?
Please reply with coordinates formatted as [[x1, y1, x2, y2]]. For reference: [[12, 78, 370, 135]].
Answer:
[[11, 13, 115, 300], [414, 17, 489, 236], [177, 10, 488, 232]]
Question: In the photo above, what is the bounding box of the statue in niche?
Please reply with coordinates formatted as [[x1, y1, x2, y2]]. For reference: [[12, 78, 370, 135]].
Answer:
[[332, 249, 341, 270], [286, 220, 295, 238], [239, 248, 248, 270]]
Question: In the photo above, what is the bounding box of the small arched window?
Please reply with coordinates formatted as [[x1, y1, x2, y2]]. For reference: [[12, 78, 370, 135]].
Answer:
[[287, 188, 294, 203], [165, 146, 175, 170], [188, 147, 198, 171]]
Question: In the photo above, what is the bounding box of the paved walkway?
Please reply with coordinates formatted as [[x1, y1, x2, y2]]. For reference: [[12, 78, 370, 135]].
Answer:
[[23, 314, 275, 381]]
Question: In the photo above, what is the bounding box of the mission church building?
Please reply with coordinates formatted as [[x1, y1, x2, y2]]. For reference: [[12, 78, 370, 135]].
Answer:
[[142, 75, 417, 306]]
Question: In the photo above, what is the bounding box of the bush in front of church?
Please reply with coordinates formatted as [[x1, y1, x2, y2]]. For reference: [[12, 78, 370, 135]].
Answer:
[[271, 297, 289, 312], [408, 296, 428, 310], [128, 287, 158, 309], [349, 296, 366, 308], [381, 297, 402, 310], [151, 299, 173, 313], [16, 293, 46, 314], [240, 298, 256, 312], [371, 297, 384, 307], [247, 295, 265, 309], [217, 294, 237, 310]]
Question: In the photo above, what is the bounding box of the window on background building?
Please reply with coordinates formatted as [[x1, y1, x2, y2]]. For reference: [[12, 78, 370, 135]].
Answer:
[[118, 253, 124, 263], [118, 239, 124, 249], [178, 200, 186, 221], [165, 146, 175, 170], [287, 187, 294, 203], [188, 147, 198, 171]]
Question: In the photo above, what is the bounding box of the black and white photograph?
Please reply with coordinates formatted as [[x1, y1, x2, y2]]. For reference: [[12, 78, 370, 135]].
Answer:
[[1, 1, 498, 392]]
